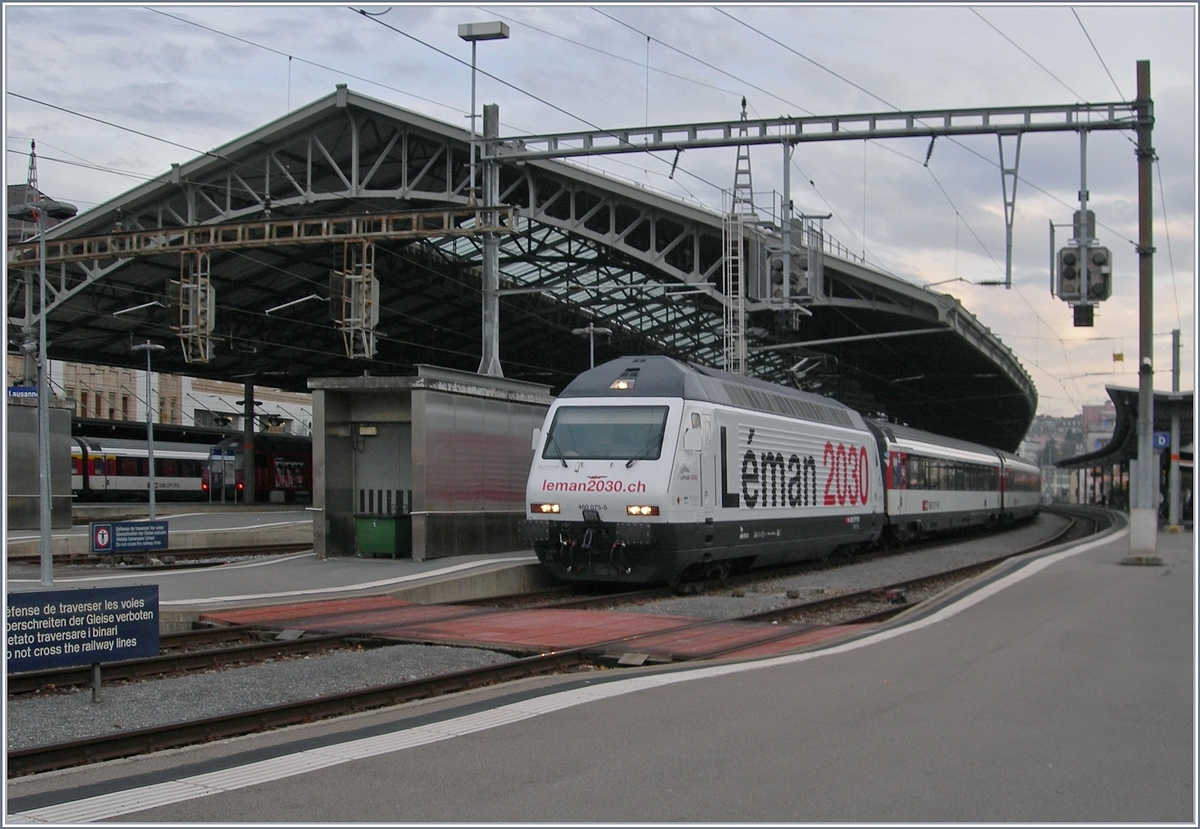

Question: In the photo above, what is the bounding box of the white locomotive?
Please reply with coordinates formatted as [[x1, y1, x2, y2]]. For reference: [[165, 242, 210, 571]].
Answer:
[[520, 356, 1041, 584]]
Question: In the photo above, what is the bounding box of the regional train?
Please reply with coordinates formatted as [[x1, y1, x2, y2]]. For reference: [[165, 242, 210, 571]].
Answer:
[[71, 433, 312, 504], [520, 356, 1041, 584]]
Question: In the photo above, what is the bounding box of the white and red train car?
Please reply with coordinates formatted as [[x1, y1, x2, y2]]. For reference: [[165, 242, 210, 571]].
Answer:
[[521, 356, 1041, 584]]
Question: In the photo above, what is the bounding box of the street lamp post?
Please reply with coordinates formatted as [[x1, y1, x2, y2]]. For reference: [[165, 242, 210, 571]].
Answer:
[[572, 323, 613, 369], [458, 21, 510, 377], [132, 341, 166, 520], [7, 142, 77, 586], [458, 21, 509, 204]]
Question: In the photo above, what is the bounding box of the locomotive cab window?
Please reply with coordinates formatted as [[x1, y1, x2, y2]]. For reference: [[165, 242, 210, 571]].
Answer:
[[543, 405, 670, 461]]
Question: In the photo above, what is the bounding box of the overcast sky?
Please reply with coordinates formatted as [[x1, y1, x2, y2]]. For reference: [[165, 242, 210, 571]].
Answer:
[[4, 3, 1196, 418]]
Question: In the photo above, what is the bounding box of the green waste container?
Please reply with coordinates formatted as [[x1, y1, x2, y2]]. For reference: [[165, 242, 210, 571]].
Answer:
[[355, 516, 412, 558]]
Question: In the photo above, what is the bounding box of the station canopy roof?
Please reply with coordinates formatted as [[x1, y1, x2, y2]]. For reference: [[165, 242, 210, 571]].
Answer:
[[1056, 386, 1194, 469], [7, 86, 1037, 452]]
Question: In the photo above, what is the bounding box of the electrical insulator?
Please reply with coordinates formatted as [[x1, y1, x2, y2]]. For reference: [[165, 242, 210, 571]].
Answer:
[[1056, 247, 1082, 301]]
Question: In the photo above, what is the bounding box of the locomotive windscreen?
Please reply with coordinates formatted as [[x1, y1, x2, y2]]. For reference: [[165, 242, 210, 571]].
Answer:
[[543, 405, 669, 462]]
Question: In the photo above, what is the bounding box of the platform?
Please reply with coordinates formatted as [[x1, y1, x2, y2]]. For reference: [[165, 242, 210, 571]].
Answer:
[[6, 505, 315, 558], [6, 525, 1191, 823]]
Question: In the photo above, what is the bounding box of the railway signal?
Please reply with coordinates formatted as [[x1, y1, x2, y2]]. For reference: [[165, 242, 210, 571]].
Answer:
[[1085, 247, 1112, 301], [1056, 247, 1082, 301], [1052, 209, 1112, 327]]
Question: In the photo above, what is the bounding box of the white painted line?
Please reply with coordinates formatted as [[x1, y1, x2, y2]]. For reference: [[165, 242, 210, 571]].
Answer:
[[4, 553, 319, 585], [7, 515, 311, 541], [6, 555, 538, 607], [5, 532, 1124, 824], [184, 520, 309, 533]]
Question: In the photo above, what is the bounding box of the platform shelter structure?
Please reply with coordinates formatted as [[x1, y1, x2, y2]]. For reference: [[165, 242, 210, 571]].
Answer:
[[1056, 386, 1193, 523], [309, 365, 551, 560], [8, 85, 1037, 454]]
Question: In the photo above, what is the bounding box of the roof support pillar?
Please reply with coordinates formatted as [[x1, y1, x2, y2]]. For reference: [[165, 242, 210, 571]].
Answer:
[[479, 103, 503, 377], [242, 379, 256, 505], [1167, 329, 1181, 529]]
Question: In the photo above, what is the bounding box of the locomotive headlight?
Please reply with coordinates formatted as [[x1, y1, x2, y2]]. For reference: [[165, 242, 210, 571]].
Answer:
[[531, 503, 560, 514], [626, 505, 660, 516]]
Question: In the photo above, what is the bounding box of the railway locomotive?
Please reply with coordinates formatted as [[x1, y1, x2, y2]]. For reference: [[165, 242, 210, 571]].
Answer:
[[520, 356, 1041, 584]]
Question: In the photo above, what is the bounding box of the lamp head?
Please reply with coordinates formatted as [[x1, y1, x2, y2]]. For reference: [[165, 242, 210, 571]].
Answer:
[[458, 21, 509, 41]]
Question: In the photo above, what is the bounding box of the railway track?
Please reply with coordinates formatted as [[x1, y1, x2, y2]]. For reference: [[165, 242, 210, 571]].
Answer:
[[6, 507, 1112, 778], [6, 627, 388, 697], [479, 506, 1097, 613]]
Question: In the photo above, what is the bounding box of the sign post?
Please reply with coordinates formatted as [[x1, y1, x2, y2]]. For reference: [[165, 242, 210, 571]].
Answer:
[[90, 521, 168, 563], [6, 585, 160, 702]]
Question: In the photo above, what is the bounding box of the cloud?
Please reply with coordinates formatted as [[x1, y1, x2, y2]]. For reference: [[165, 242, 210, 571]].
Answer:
[[5, 4, 1193, 417]]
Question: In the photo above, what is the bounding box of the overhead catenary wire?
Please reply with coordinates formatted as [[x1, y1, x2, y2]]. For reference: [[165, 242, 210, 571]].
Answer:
[[970, 9, 1086, 101], [716, 6, 1173, 412], [478, 8, 743, 102], [1153, 157, 1183, 332], [1072, 8, 1126, 100], [147, 8, 460, 118]]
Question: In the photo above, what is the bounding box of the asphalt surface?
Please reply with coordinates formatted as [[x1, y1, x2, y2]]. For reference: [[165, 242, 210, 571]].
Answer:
[[7, 523, 1194, 823], [6, 507, 313, 542]]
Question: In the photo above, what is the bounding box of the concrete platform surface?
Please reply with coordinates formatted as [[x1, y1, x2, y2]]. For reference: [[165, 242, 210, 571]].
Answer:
[[6, 526, 1193, 823], [6, 549, 550, 632], [6, 507, 315, 557]]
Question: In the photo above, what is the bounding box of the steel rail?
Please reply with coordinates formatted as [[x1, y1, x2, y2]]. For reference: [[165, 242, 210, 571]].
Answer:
[[6, 632, 376, 697]]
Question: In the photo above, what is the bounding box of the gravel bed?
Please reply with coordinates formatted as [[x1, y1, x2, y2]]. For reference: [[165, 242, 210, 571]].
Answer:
[[6, 644, 515, 751], [612, 513, 1071, 621]]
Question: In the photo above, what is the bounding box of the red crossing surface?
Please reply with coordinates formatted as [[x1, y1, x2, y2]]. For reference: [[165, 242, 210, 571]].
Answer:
[[203, 596, 874, 660]]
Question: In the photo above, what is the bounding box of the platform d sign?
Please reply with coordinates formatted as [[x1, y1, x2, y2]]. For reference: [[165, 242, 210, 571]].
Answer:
[[92, 523, 113, 553]]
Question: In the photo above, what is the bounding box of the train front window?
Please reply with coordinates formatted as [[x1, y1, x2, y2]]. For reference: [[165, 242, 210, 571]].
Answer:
[[543, 406, 669, 461]]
